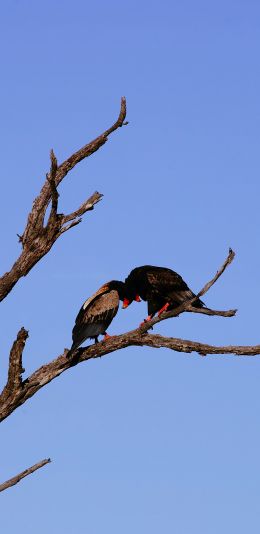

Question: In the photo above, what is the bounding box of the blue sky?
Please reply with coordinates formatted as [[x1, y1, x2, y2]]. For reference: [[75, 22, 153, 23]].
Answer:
[[1, 1, 260, 532]]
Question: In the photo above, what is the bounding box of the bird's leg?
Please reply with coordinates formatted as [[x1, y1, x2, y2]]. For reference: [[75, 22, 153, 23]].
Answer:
[[157, 302, 170, 316], [102, 332, 112, 341], [139, 315, 153, 327], [94, 336, 99, 344]]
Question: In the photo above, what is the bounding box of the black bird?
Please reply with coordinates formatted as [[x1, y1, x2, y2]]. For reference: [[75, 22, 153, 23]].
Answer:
[[68, 280, 126, 355], [123, 265, 204, 321]]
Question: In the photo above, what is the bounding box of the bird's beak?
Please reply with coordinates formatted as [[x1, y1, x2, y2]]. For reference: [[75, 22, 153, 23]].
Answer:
[[122, 298, 130, 309], [135, 295, 141, 302]]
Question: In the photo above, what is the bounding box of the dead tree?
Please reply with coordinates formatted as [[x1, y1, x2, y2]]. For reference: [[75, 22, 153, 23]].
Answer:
[[0, 98, 259, 492]]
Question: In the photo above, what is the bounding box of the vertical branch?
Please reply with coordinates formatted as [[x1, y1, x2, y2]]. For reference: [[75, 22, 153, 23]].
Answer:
[[47, 149, 59, 223], [0, 328, 28, 402]]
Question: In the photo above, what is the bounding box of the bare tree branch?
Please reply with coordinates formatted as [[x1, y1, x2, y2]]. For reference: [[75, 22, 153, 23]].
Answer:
[[196, 247, 235, 299], [0, 328, 28, 404], [139, 248, 236, 333], [1, 325, 260, 424], [185, 306, 236, 317], [59, 219, 82, 234], [0, 248, 241, 423], [0, 97, 127, 303], [1, 98, 251, 498], [0, 100, 128, 492], [0, 458, 51, 493], [62, 191, 103, 223], [47, 149, 59, 223]]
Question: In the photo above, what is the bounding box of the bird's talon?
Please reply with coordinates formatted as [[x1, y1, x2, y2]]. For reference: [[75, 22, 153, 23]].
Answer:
[[139, 316, 153, 328], [103, 333, 112, 341]]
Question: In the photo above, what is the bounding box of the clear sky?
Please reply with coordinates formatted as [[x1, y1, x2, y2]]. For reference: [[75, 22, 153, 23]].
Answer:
[[1, 1, 260, 532]]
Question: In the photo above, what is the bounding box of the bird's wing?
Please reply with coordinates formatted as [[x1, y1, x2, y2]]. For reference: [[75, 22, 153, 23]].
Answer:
[[147, 269, 203, 307], [72, 290, 119, 349], [82, 283, 111, 312], [147, 269, 189, 293]]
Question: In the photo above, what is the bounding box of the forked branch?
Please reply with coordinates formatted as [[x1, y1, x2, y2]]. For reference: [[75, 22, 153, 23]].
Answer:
[[60, 191, 103, 234], [1, 329, 260, 424], [0, 98, 127, 303], [1, 248, 259, 426], [139, 248, 237, 333]]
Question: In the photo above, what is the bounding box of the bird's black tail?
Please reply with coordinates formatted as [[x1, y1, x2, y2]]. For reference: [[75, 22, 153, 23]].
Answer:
[[181, 289, 204, 308], [66, 340, 80, 358], [193, 296, 204, 308], [66, 348, 74, 359]]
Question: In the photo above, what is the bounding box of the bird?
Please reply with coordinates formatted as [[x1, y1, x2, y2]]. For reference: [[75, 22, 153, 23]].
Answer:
[[67, 280, 126, 356], [122, 265, 204, 321]]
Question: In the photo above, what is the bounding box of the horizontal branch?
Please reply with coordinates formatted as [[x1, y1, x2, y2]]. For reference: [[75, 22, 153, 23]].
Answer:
[[135, 333, 260, 356], [0, 98, 127, 303], [187, 306, 236, 317], [0, 248, 240, 423], [0, 458, 51, 493], [1, 325, 260, 423]]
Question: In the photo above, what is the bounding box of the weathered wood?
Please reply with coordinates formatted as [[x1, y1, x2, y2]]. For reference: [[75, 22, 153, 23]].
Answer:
[[0, 98, 127, 302], [0, 459, 51, 492]]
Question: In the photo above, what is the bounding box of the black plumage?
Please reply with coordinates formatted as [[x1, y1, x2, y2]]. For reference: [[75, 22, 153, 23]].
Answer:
[[124, 265, 204, 318], [69, 280, 125, 353]]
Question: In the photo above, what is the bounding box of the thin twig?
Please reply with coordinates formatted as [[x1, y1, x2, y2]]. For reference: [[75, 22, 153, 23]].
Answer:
[[196, 248, 235, 299], [59, 219, 82, 234], [61, 191, 103, 225], [0, 458, 51, 493]]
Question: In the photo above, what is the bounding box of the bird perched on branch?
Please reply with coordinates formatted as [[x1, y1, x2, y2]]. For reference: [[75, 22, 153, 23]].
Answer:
[[123, 265, 204, 321], [67, 280, 126, 356]]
